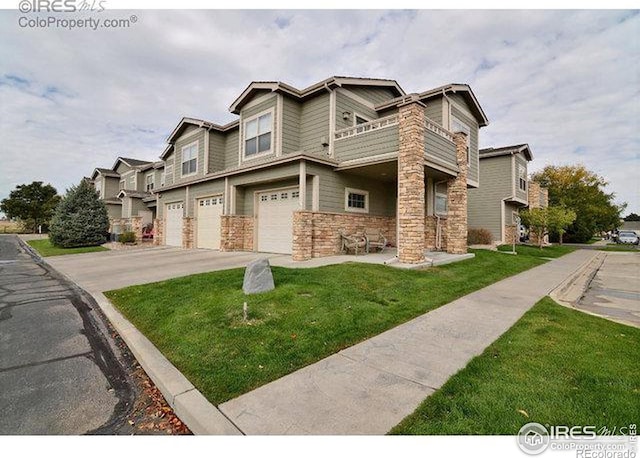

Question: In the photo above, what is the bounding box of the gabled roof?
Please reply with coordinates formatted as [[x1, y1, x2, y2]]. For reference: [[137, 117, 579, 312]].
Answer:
[[111, 156, 153, 171], [116, 189, 152, 199], [229, 76, 405, 114], [480, 144, 533, 161], [375, 83, 489, 127], [160, 144, 174, 160], [166, 116, 240, 145], [91, 167, 119, 180], [137, 160, 165, 172]]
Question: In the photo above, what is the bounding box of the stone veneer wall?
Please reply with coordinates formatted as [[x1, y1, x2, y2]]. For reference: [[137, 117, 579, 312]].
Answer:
[[504, 224, 518, 245], [445, 132, 469, 254], [221, 215, 254, 252], [292, 210, 396, 261], [527, 181, 549, 244], [528, 181, 542, 209], [131, 216, 143, 242], [182, 217, 194, 249], [153, 218, 164, 246], [425, 215, 448, 251], [397, 100, 426, 263]]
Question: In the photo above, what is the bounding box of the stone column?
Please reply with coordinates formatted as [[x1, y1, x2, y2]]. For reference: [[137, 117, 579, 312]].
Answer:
[[446, 132, 469, 254], [528, 181, 542, 209], [540, 187, 549, 208], [397, 99, 426, 264], [182, 217, 194, 249], [130, 216, 143, 242], [153, 218, 163, 246], [292, 210, 313, 261]]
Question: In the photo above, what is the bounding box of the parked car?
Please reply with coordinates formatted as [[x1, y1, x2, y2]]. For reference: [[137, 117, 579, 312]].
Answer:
[[616, 231, 639, 245]]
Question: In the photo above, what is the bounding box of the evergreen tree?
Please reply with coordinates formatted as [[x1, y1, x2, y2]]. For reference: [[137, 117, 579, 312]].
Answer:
[[49, 180, 109, 247]]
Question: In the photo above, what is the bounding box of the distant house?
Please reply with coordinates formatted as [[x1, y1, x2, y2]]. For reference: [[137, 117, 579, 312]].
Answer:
[[620, 221, 640, 234]]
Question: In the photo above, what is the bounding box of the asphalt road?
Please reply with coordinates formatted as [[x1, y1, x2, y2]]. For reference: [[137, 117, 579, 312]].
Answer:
[[0, 235, 134, 434], [577, 251, 640, 328]]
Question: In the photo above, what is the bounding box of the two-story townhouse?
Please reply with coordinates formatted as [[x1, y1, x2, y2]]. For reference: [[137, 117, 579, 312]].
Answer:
[[90, 157, 164, 235], [151, 76, 489, 264], [467, 144, 535, 244]]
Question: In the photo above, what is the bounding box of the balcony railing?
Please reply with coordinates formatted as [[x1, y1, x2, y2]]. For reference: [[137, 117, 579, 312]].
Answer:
[[425, 117, 455, 143], [334, 114, 399, 140]]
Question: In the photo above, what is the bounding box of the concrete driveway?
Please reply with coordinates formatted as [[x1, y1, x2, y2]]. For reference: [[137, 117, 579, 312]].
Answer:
[[576, 252, 640, 328], [46, 246, 289, 293]]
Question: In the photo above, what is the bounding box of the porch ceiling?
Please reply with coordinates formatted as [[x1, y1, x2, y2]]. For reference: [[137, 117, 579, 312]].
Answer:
[[337, 161, 397, 182]]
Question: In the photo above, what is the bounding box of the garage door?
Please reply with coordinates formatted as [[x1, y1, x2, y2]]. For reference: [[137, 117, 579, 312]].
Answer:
[[257, 188, 299, 254], [196, 196, 223, 249], [165, 202, 183, 247]]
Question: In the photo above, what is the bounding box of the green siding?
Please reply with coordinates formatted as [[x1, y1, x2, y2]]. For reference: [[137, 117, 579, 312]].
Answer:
[[425, 129, 457, 170], [103, 176, 120, 199], [130, 198, 148, 217], [157, 188, 186, 218], [186, 179, 225, 218], [106, 203, 121, 220], [424, 98, 443, 125], [451, 105, 479, 185], [335, 91, 378, 131], [335, 125, 399, 163], [514, 153, 529, 201], [224, 129, 240, 170], [343, 86, 396, 105], [468, 155, 513, 242], [173, 129, 205, 186], [209, 131, 226, 173], [282, 96, 301, 154], [299, 93, 330, 156], [229, 163, 299, 216], [163, 153, 175, 187], [307, 163, 396, 216], [241, 179, 303, 217]]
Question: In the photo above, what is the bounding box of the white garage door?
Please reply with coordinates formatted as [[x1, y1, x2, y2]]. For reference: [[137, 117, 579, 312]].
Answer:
[[196, 196, 223, 250], [165, 202, 183, 247], [257, 188, 299, 254]]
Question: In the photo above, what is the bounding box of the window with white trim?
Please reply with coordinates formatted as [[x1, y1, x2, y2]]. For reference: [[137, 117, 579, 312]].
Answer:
[[145, 173, 154, 191], [345, 188, 369, 213], [518, 164, 527, 191], [354, 114, 369, 126], [435, 182, 448, 215], [243, 110, 273, 159], [181, 142, 198, 176], [451, 116, 471, 164]]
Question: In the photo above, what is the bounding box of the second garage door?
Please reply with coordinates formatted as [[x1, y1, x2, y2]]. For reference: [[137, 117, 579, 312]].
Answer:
[[196, 196, 223, 249], [165, 202, 183, 247], [257, 188, 299, 254]]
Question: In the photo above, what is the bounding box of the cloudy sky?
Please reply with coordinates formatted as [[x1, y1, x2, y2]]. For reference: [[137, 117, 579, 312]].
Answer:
[[0, 9, 638, 213]]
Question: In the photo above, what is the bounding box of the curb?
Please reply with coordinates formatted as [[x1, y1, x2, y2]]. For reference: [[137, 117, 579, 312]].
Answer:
[[91, 292, 243, 435], [549, 250, 606, 305]]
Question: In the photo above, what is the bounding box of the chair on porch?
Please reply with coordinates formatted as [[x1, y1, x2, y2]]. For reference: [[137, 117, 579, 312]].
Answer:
[[364, 228, 387, 253], [339, 230, 367, 255]]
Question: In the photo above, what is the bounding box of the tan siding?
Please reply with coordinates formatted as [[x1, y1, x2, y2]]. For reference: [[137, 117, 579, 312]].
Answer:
[[334, 125, 399, 162], [157, 188, 186, 218], [164, 154, 175, 187], [468, 155, 513, 242], [106, 203, 122, 220], [103, 176, 120, 199], [173, 129, 205, 186], [335, 91, 378, 131], [282, 96, 301, 154], [185, 179, 225, 218], [229, 164, 299, 216], [130, 198, 148, 217], [423, 98, 443, 125], [209, 131, 226, 173], [425, 129, 457, 169], [514, 153, 529, 201], [299, 93, 330, 155]]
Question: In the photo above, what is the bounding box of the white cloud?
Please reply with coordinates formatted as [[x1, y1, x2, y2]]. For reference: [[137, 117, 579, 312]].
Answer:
[[0, 9, 637, 212]]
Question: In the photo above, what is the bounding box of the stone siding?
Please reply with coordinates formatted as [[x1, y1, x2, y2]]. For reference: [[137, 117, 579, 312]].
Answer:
[[182, 217, 194, 249], [445, 132, 469, 254], [131, 216, 143, 242], [153, 218, 164, 246], [221, 215, 254, 252]]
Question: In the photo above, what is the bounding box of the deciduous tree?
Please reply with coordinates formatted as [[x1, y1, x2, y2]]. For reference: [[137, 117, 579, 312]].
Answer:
[[0, 181, 60, 233]]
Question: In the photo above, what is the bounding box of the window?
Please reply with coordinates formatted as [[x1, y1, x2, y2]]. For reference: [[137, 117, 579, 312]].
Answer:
[[243, 111, 273, 158], [435, 182, 448, 215], [354, 114, 369, 126], [291, 191, 300, 199], [181, 142, 198, 176], [145, 173, 154, 191], [451, 116, 471, 164], [518, 165, 527, 191], [345, 188, 369, 213]]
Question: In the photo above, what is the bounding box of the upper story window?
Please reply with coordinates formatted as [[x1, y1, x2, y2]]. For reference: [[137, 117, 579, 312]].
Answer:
[[345, 188, 369, 213], [145, 173, 154, 191], [518, 165, 527, 191], [451, 116, 471, 164], [181, 141, 198, 177], [243, 110, 273, 159]]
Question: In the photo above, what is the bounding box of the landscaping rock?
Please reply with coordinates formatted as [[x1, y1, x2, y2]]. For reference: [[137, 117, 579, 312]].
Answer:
[[242, 258, 275, 294]]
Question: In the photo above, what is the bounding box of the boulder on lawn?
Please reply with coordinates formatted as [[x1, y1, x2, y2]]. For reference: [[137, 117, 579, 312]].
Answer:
[[242, 257, 275, 294]]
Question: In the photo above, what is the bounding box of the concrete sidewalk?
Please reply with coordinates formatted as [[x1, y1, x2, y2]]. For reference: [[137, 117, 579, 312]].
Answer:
[[219, 249, 598, 434]]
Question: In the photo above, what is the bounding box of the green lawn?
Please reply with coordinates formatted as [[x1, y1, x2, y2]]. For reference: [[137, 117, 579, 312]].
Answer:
[[106, 249, 552, 405], [391, 297, 640, 434], [497, 244, 576, 258], [27, 238, 109, 257]]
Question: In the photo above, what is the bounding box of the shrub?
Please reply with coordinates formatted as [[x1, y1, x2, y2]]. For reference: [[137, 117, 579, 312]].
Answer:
[[49, 180, 109, 248], [468, 228, 493, 245], [118, 231, 136, 244]]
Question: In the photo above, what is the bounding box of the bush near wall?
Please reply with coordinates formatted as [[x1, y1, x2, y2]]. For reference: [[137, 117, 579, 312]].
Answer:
[[468, 228, 493, 245]]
